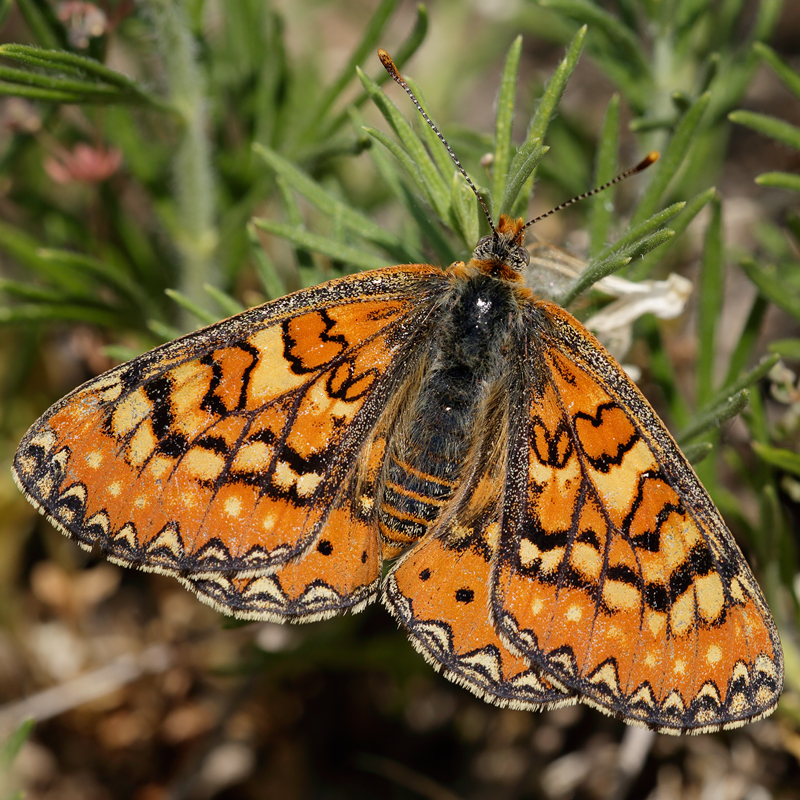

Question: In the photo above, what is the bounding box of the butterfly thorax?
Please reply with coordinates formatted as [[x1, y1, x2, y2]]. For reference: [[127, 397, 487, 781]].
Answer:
[[377, 268, 519, 558]]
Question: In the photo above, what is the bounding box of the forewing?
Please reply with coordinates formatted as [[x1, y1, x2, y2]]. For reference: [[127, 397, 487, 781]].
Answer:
[[494, 299, 783, 733], [14, 265, 444, 583], [384, 383, 576, 709]]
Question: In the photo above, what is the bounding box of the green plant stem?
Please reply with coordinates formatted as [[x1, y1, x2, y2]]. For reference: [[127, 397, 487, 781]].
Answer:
[[146, 0, 218, 331]]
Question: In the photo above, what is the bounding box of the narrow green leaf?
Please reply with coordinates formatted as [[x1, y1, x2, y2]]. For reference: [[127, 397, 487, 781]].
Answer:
[[560, 228, 676, 306], [699, 52, 720, 95], [253, 218, 389, 272], [274, 175, 319, 287], [756, 172, 800, 193], [350, 106, 402, 187], [642, 318, 690, 428], [769, 338, 800, 359], [729, 110, 800, 151], [0, 64, 120, 95], [363, 126, 429, 198], [632, 93, 710, 225], [754, 42, 800, 100], [404, 76, 454, 185], [403, 185, 461, 266], [584, 203, 686, 288], [628, 115, 677, 133], [148, 320, 181, 342], [628, 187, 715, 280], [682, 442, 714, 464], [511, 25, 586, 217], [203, 284, 244, 317], [725, 295, 768, 384], [536, 0, 648, 76], [451, 171, 480, 246], [0, 220, 90, 294], [0, 303, 123, 326], [0, 278, 67, 302], [0, 44, 158, 95], [164, 288, 219, 326], [697, 194, 723, 405], [630, 227, 681, 259], [357, 107, 459, 265], [103, 344, 142, 362], [670, 90, 692, 112], [247, 222, 288, 300], [358, 67, 449, 218], [500, 142, 547, 216], [35, 248, 149, 309], [310, 0, 399, 125], [0, 0, 13, 31], [0, 82, 83, 102], [324, 4, 429, 138], [750, 0, 785, 46], [716, 354, 779, 406], [0, 50, 85, 75], [678, 389, 749, 443], [363, 125, 450, 223], [752, 442, 800, 477], [588, 94, 620, 257], [741, 258, 800, 321], [14, 0, 62, 49], [253, 142, 413, 258], [1, 719, 35, 770], [492, 36, 523, 208]]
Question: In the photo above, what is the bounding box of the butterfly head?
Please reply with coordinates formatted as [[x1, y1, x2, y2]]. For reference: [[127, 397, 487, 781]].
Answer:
[[468, 214, 529, 281]]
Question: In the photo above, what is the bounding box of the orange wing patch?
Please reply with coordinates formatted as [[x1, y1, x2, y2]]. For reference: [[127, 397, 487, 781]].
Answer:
[[493, 299, 782, 732], [183, 486, 383, 622], [386, 520, 575, 709]]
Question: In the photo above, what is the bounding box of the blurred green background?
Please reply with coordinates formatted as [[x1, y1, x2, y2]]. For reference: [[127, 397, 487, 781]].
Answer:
[[1, 0, 800, 798]]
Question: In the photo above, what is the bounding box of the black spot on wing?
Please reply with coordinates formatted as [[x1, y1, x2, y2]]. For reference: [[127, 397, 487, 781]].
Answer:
[[455, 588, 475, 604]]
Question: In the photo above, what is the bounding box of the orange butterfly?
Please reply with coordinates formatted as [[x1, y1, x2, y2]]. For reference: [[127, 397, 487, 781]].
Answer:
[[13, 51, 782, 734]]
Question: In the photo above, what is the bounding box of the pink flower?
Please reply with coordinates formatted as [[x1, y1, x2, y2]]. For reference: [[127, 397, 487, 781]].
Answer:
[[57, 2, 108, 48], [44, 143, 122, 184]]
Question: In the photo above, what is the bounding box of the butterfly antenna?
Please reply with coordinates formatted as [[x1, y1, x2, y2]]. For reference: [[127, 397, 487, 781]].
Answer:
[[378, 49, 497, 237], [523, 151, 660, 230]]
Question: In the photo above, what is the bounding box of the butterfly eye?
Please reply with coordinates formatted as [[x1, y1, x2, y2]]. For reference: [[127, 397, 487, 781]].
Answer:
[[504, 244, 530, 274], [471, 236, 496, 262]]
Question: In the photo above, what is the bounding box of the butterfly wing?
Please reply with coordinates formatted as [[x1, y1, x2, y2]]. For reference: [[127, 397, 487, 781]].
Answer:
[[14, 265, 444, 620], [181, 430, 393, 622], [493, 299, 783, 732], [383, 383, 576, 709]]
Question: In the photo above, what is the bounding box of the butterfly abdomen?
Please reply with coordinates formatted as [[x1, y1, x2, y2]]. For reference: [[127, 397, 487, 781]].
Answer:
[[377, 272, 518, 557]]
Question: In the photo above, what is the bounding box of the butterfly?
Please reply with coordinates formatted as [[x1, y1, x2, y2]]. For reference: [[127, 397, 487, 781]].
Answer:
[[13, 50, 782, 735]]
